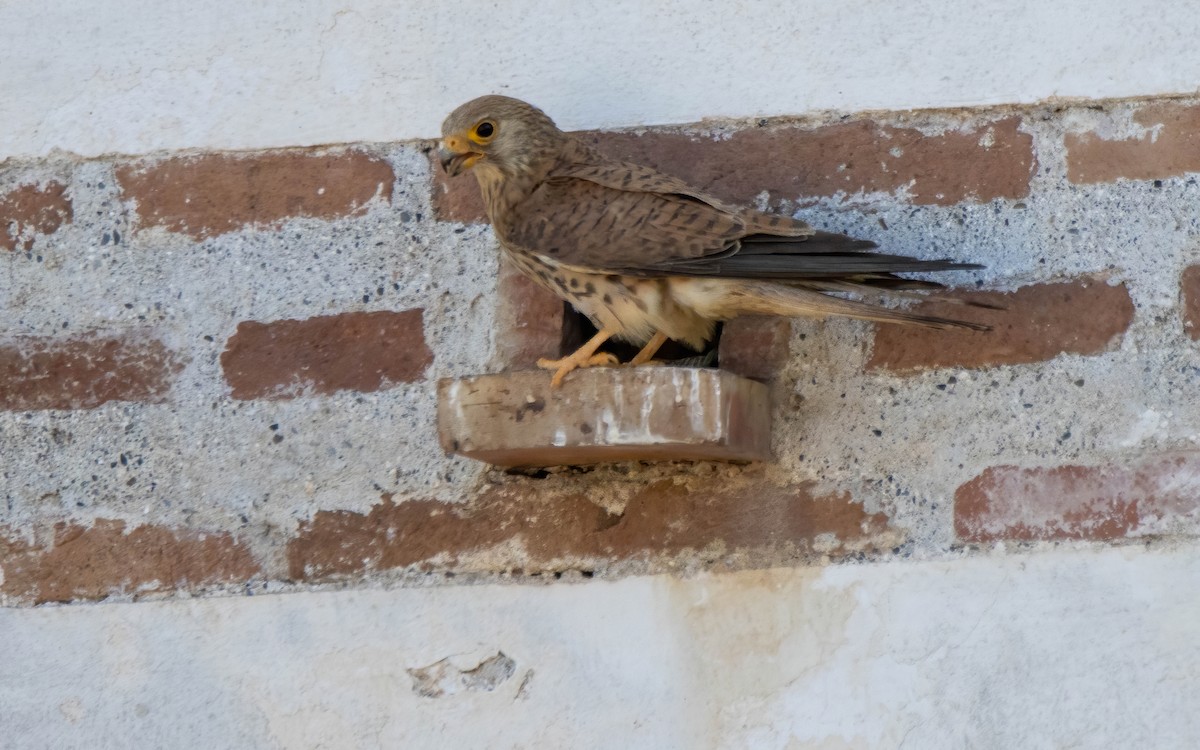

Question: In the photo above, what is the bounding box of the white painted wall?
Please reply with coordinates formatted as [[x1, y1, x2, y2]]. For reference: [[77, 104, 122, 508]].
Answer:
[[4, 546, 1198, 749], [3, 0, 1199, 159]]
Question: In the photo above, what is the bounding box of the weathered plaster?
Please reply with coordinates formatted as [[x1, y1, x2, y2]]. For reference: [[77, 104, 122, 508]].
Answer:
[[4, 545, 1198, 748]]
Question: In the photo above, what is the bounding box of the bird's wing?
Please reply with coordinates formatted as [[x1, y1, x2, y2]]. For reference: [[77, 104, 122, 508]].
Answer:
[[504, 158, 749, 271], [504, 142, 981, 282], [663, 231, 983, 279]]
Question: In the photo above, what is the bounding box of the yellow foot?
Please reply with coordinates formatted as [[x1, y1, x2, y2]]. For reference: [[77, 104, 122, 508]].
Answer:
[[537, 352, 620, 388]]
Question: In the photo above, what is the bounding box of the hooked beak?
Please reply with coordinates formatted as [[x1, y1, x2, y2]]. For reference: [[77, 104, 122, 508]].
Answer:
[[438, 134, 482, 176]]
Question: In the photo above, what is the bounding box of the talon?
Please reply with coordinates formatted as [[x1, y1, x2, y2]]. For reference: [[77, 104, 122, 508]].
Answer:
[[537, 351, 621, 387], [550, 363, 571, 388], [535, 328, 620, 388]]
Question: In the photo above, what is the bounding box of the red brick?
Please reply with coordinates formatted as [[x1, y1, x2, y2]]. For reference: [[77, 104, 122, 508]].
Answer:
[[220, 309, 433, 399], [955, 454, 1200, 543], [867, 278, 1133, 373], [1182, 265, 1200, 341], [719, 317, 793, 381], [432, 114, 1035, 223], [0, 181, 72, 251], [116, 150, 393, 238], [494, 256, 563, 368], [0, 332, 183, 411], [287, 471, 896, 580], [0, 520, 260, 604], [1066, 102, 1200, 183]]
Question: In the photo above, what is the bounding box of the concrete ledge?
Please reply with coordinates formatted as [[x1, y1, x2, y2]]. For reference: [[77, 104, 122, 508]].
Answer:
[[437, 368, 771, 467]]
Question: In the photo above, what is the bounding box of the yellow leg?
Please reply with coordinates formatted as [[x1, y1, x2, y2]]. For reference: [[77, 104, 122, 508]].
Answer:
[[537, 329, 620, 387], [629, 331, 669, 366]]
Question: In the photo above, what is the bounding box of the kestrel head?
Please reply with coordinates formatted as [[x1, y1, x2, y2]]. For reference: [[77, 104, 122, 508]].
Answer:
[[439, 95, 564, 178]]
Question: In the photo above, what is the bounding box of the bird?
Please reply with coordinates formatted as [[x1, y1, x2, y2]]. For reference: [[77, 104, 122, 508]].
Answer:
[[438, 95, 989, 387]]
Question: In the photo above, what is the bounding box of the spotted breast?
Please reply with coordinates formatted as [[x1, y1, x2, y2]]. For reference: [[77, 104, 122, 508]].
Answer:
[[501, 247, 715, 350]]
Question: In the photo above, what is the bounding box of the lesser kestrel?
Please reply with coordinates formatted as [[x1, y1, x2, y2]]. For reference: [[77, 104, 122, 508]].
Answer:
[[440, 95, 987, 386]]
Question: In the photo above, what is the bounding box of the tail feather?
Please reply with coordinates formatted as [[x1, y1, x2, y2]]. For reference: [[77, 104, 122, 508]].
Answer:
[[798, 280, 1007, 311], [719, 280, 991, 331]]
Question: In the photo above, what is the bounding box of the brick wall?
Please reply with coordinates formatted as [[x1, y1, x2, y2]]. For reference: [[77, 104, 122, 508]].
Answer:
[[3, 96, 1199, 605]]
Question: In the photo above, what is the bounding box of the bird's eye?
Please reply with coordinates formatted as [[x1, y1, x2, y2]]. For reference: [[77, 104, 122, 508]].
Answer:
[[475, 121, 495, 139]]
